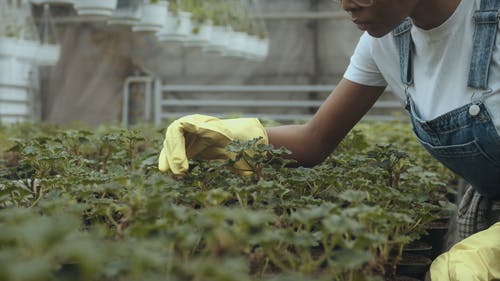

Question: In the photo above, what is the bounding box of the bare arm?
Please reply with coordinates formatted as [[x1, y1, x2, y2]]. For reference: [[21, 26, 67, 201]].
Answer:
[[266, 78, 385, 166]]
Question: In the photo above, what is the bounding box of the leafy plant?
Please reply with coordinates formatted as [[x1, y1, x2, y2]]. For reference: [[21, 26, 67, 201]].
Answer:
[[0, 120, 457, 281]]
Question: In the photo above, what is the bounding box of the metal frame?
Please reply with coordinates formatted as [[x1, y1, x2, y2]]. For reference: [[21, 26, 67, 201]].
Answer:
[[0, 73, 37, 124], [150, 82, 403, 125], [121, 76, 153, 126], [42, 11, 350, 25]]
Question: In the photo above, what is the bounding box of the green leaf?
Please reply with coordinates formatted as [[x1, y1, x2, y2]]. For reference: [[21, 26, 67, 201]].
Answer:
[[331, 249, 373, 269]]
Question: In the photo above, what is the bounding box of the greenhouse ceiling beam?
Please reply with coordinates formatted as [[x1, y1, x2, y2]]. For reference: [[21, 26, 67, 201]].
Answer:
[[159, 112, 404, 122], [41, 11, 350, 24], [161, 99, 400, 108], [161, 84, 394, 94], [161, 84, 336, 92], [249, 11, 349, 21]]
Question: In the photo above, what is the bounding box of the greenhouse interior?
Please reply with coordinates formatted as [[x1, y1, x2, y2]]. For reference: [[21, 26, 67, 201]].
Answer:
[[0, 0, 499, 281]]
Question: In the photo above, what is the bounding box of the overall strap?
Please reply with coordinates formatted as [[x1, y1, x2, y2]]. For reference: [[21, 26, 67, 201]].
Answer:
[[467, 0, 500, 89], [393, 18, 413, 86]]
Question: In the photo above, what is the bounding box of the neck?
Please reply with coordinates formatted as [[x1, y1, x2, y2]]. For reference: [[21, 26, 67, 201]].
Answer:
[[411, 0, 461, 30]]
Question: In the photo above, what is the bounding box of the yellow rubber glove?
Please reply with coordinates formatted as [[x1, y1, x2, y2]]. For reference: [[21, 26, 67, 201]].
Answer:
[[158, 114, 269, 175], [429, 222, 500, 281]]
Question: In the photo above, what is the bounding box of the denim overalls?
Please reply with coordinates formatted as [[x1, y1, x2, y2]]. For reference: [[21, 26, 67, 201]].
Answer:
[[393, 0, 500, 200]]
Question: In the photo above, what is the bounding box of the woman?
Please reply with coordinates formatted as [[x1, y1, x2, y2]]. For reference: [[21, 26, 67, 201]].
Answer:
[[158, 0, 500, 268]]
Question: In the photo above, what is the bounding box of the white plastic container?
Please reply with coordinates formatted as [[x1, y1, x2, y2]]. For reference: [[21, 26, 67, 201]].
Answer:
[[74, 0, 118, 17], [0, 59, 34, 124], [34, 44, 60, 66], [203, 25, 231, 55], [108, 0, 141, 26], [0, 37, 37, 123], [0, 58, 33, 87], [245, 36, 269, 61], [156, 11, 185, 43], [225, 31, 248, 58], [0, 37, 39, 61], [183, 22, 213, 48], [132, 0, 168, 32], [156, 11, 198, 45]]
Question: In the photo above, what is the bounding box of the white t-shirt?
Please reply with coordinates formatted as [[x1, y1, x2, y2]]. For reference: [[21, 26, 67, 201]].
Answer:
[[344, 0, 500, 134]]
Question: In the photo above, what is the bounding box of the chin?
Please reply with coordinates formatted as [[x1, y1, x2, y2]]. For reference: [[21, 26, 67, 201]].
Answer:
[[367, 28, 392, 38]]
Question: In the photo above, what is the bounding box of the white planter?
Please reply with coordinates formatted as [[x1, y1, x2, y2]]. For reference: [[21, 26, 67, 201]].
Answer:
[[0, 103, 31, 116], [245, 36, 269, 61], [182, 24, 213, 48], [132, 1, 167, 32], [256, 38, 270, 59], [0, 83, 31, 102], [0, 58, 33, 87], [74, 0, 118, 17], [34, 44, 60, 66], [0, 37, 38, 124], [0, 101, 32, 123], [0, 59, 34, 124], [225, 31, 248, 58], [156, 11, 197, 45], [176, 12, 201, 46], [156, 12, 182, 42], [0, 103, 32, 124], [108, 0, 141, 26], [203, 26, 231, 55], [183, 20, 213, 48], [0, 37, 39, 62], [197, 24, 214, 43]]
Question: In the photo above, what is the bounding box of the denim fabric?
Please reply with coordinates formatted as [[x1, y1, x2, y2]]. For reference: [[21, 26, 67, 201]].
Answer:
[[468, 7, 499, 89], [393, 18, 413, 86], [393, 0, 500, 199], [407, 97, 500, 199]]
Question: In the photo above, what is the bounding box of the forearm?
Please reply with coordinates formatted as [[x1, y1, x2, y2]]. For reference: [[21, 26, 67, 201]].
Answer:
[[266, 124, 338, 167], [265, 79, 385, 167]]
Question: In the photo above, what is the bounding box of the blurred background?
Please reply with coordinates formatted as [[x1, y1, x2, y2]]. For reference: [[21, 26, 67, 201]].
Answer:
[[0, 0, 404, 127]]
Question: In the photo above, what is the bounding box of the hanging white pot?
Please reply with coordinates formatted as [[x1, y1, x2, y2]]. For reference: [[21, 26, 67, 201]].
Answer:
[[203, 25, 231, 55], [0, 100, 32, 123], [243, 35, 259, 60], [0, 58, 33, 87], [255, 38, 270, 61], [245, 36, 269, 61], [108, 0, 141, 26], [0, 37, 38, 123], [74, 0, 118, 17], [156, 11, 197, 45], [176, 12, 204, 47], [155, 12, 183, 43], [0, 37, 39, 62], [0, 41, 35, 101], [132, 0, 167, 33], [34, 43, 60, 66], [0, 105, 32, 123], [225, 31, 248, 58], [0, 57, 34, 124], [197, 23, 214, 44], [183, 21, 213, 48]]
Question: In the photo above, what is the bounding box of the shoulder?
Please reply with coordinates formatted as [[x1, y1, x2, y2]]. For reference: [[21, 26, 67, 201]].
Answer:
[[345, 32, 397, 87]]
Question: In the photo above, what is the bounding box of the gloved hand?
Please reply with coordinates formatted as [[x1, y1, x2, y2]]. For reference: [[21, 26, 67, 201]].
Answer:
[[429, 222, 500, 281], [158, 114, 268, 175]]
